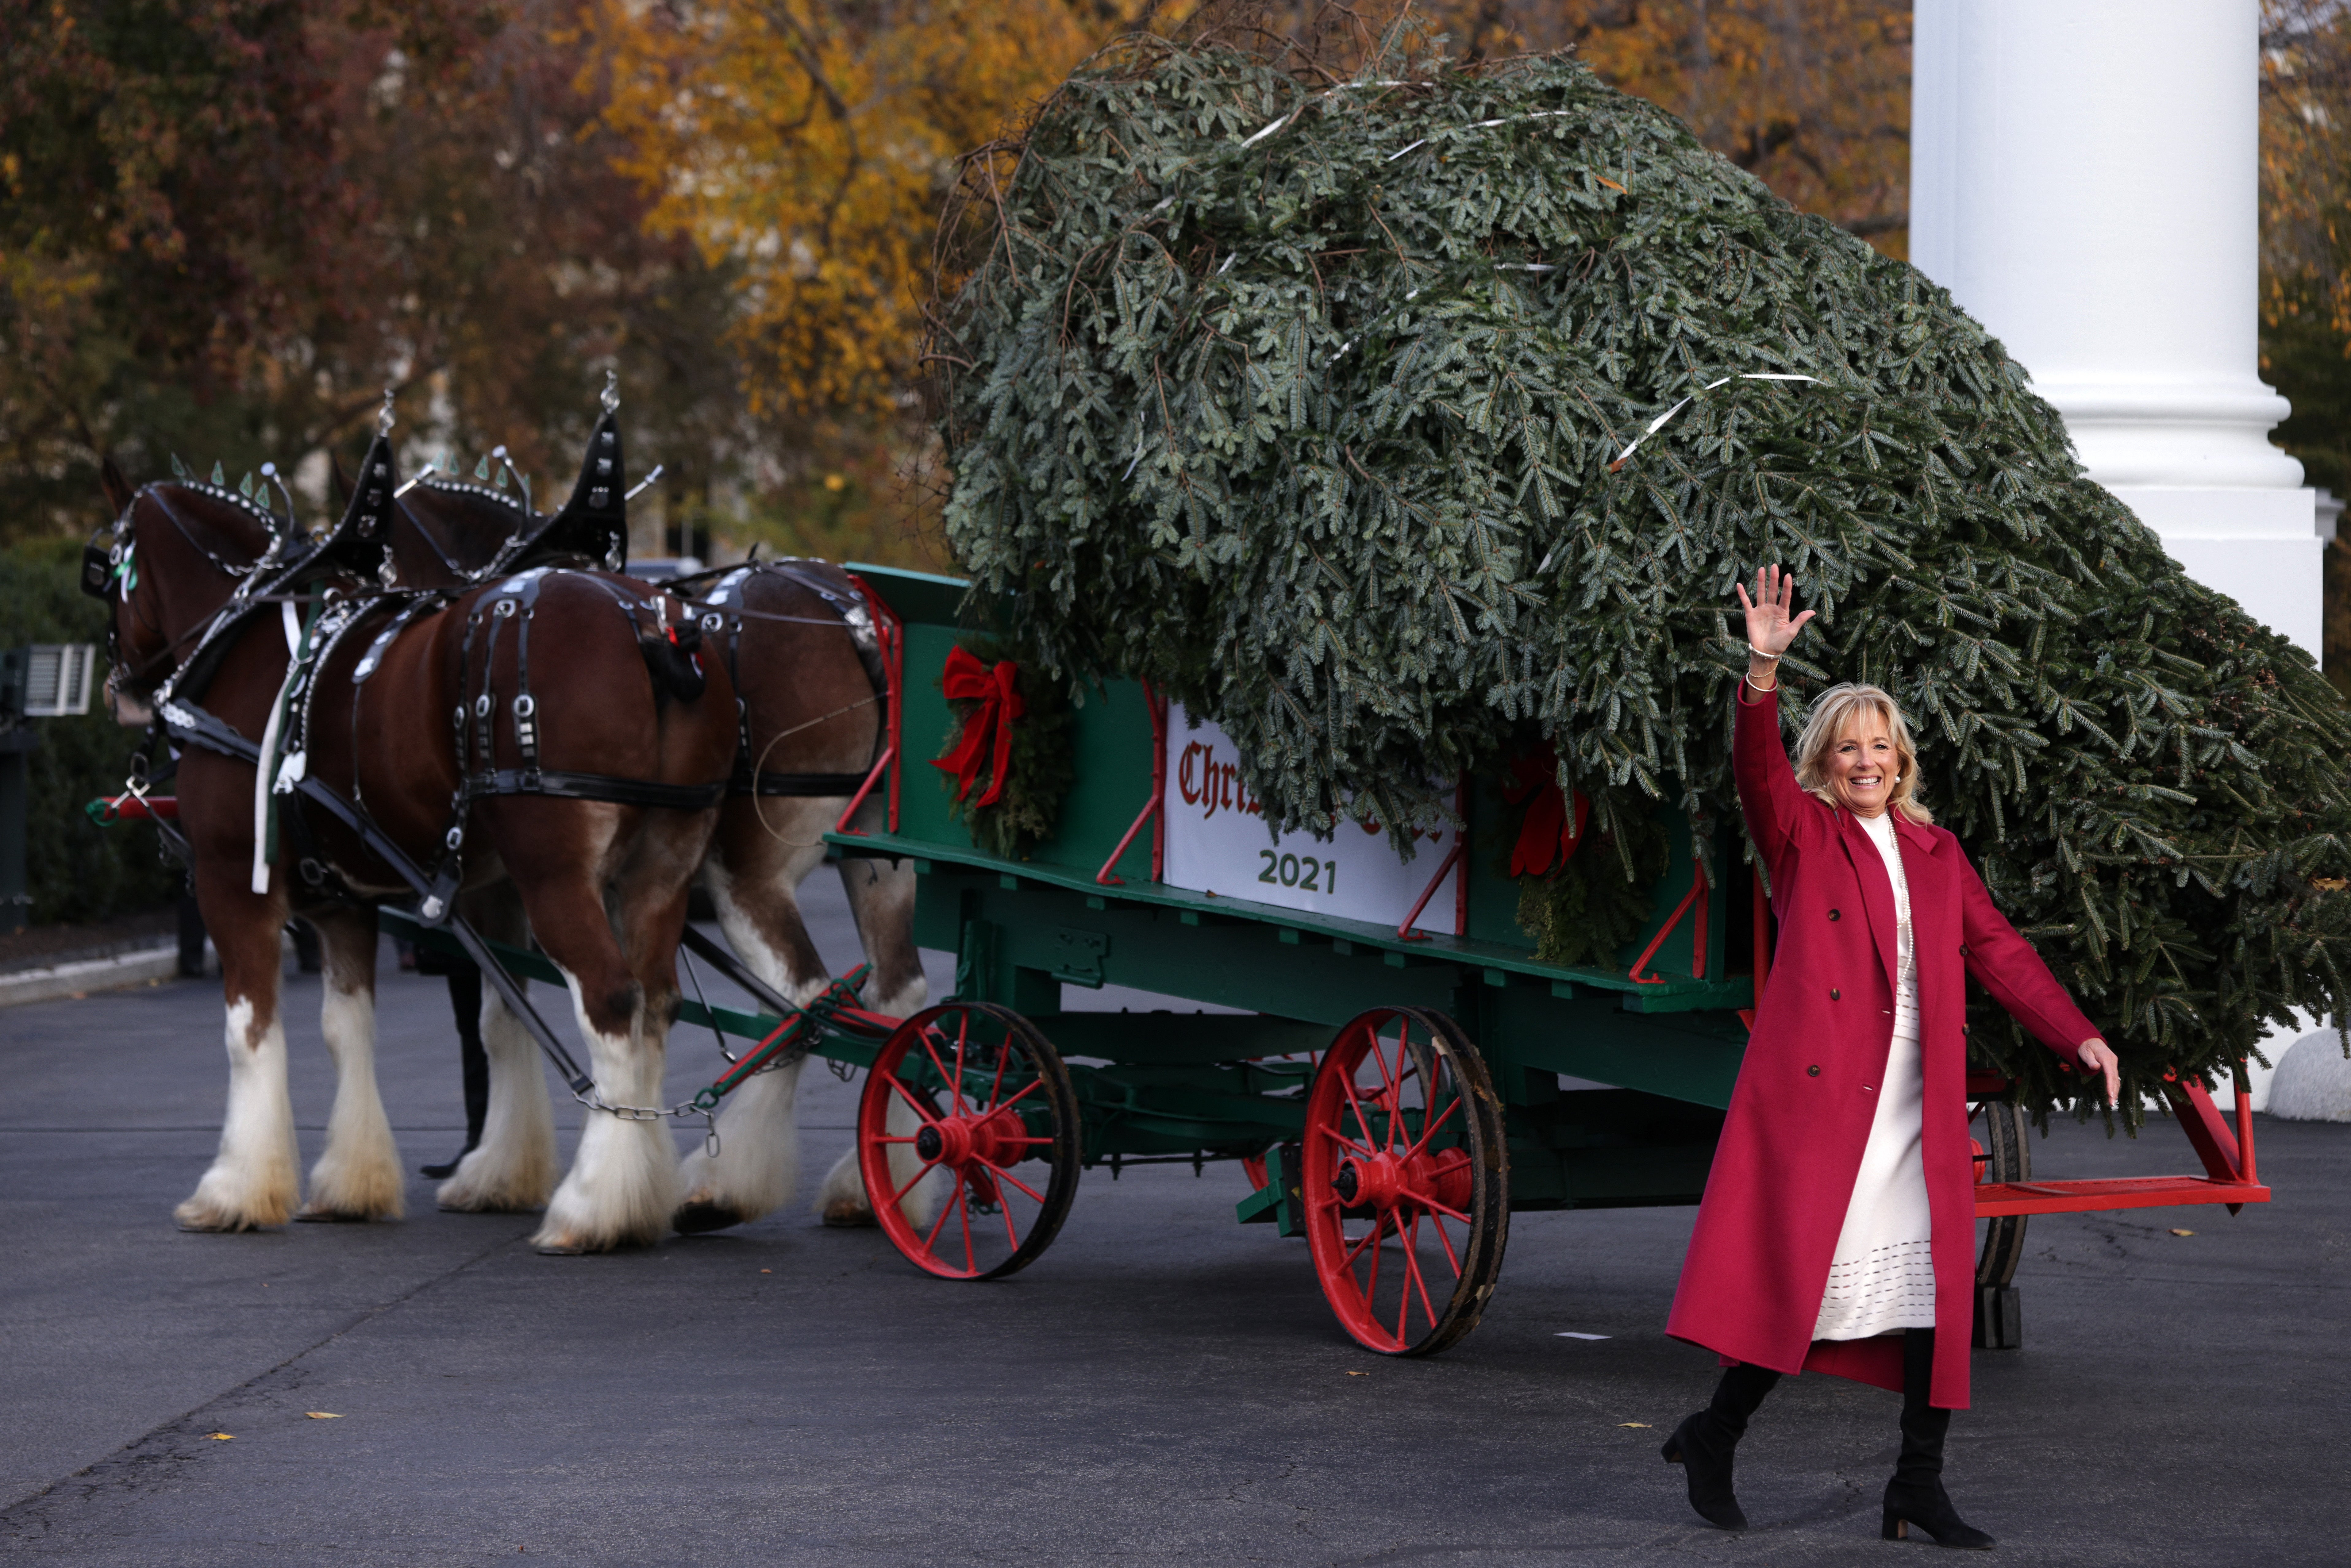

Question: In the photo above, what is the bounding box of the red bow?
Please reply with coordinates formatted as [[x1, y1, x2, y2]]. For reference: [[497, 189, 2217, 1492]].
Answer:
[[932, 645, 1025, 806], [1503, 752, 1589, 878]]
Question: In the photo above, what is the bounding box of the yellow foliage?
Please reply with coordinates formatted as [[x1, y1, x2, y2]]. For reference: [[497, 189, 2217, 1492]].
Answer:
[[591, 1, 1110, 424], [1427, 1, 1912, 257]]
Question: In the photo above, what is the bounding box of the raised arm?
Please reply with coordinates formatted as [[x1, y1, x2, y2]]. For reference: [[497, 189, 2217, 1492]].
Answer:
[[1731, 566, 1817, 875]]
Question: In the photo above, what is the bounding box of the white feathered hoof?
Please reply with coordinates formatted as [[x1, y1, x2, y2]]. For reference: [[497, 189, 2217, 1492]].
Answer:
[[531, 1113, 679, 1254], [2268, 1029, 2351, 1122], [299, 1149, 407, 1223], [436, 1142, 559, 1214], [671, 1197, 753, 1235], [815, 1144, 875, 1227], [174, 1177, 296, 1234]]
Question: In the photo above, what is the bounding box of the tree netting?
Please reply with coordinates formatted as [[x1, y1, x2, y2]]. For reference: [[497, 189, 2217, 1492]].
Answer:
[[925, 34, 2351, 1117]]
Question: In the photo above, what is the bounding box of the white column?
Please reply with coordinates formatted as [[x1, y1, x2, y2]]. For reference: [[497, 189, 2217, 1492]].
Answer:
[[1911, 0, 2323, 657]]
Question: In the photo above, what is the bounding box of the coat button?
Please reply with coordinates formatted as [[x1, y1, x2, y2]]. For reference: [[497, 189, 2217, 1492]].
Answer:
[[1828, 908, 1841, 921], [1830, 987, 1841, 1000], [1959, 944, 1971, 958], [1807, 1065, 1821, 1077]]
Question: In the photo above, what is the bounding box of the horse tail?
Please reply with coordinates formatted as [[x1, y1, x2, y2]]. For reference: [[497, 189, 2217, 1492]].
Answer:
[[637, 607, 707, 707]]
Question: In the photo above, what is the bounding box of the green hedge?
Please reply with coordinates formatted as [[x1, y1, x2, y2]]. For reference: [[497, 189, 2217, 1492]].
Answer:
[[2, 539, 178, 927]]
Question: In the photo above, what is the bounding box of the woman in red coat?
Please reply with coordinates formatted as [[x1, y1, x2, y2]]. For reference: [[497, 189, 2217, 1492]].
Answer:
[[1661, 567, 2122, 1547]]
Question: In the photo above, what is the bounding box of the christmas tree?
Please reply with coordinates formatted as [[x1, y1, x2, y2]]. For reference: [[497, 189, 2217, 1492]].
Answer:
[[926, 33, 2351, 1118]]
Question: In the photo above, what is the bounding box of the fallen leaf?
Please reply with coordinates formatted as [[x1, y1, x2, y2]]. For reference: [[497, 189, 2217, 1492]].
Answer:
[[2170, 1228, 2195, 1237], [305, 1412, 341, 1420], [1596, 175, 1628, 193], [206, 1433, 233, 1441], [759, 1269, 771, 1274], [1619, 1422, 1651, 1429], [1346, 1370, 1369, 1377]]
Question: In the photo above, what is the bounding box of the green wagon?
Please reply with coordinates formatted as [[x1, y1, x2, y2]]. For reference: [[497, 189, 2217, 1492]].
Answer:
[[773, 565, 2265, 1359]]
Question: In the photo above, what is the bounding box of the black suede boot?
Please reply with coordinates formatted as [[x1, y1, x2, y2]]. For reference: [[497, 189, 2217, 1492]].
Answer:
[[420, 965, 490, 1179], [1881, 1328, 1995, 1548], [1663, 1362, 1780, 1529]]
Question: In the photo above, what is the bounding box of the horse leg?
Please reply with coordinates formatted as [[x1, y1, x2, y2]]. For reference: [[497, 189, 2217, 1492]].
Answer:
[[672, 802, 835, 1235], [437, 883, 559, 1213], [510, 804, 683, 1253], [175, 865, 300, 1232], [297, 905, 404, 1221], [815, 802, 935, 1228]]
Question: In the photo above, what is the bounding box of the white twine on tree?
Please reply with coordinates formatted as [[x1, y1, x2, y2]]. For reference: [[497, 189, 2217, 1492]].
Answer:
[[1529, 374, 1829, 575], [1606, 374, 1825, 471]]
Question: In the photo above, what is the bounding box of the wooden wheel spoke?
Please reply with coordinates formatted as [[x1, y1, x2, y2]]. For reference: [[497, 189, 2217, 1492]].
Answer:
[[1341, 1219, 1386, 1268], [1400, 1187, 1470, 1224], [956, 1183, 976, 1275], [919, 1032, 962, 1116], [920, 1186, 959, 1255], [988, 1165, 1048, 1205], [1428, 1208, 1464, 1275], [882, 1072, 940, 1126], [985, 1031, 1015, 1109], [1339, 1062, 1383, 1153], [888, 1157, 941, 1207], [991, 1077, 1048, 1114], [1401, 1211, 1439, 1333], [951, 1011, 973, 1116], [1405, 1094, 1462, 1158]]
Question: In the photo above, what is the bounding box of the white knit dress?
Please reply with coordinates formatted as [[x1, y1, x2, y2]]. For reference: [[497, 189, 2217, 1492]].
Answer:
[[1811, 810, 1937, 1340]]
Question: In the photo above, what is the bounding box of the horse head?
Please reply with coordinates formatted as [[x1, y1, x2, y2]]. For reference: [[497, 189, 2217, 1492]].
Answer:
[[86, 465, 279, 706]]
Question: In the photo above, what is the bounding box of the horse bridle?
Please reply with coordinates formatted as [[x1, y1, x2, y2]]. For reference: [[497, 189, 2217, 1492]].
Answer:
[[88, 486, 279, 695]]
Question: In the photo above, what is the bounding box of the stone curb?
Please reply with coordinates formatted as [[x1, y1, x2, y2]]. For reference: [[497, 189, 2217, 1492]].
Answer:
[[0, 944, 184, 1009]]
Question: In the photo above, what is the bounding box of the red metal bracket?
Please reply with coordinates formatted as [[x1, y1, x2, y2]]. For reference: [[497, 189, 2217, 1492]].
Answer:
[[1395, 837, 1464, 940], [1097, 683, 1168, 886], [840, 573, 905, 836], [1630, 859, 1710, 984], [1395, 776, 1470, 941]]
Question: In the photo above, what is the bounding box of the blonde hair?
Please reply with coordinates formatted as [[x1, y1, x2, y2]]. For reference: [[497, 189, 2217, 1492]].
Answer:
[[1792, 682, 1934, 826]]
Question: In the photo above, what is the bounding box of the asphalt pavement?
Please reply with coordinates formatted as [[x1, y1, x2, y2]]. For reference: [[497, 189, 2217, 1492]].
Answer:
[[2, 873, 2345, 1566]]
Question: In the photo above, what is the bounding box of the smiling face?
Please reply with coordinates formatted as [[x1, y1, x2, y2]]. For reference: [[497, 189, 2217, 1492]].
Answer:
[[1824, 710, 1899, 819]]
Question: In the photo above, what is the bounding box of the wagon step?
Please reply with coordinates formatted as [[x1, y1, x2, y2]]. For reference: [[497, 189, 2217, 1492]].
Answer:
[[1968, 1075, 2267, 1220], [1973, 1174, 2269, 1217]]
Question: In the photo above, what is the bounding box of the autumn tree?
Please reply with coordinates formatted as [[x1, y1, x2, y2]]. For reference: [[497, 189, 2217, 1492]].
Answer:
[[2260, 0, 2351, 694], [589, 1, 1154, 565], [0, 0, 743, 546]]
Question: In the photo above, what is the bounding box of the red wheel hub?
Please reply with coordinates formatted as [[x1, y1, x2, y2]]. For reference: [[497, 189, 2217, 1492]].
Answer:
[[914, 1107, 1033, 1171], [1336, 1145, 1473, 1216]]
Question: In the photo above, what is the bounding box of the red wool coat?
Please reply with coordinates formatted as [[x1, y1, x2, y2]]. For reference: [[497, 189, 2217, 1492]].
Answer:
[[1665, 683, 2099, 1409]]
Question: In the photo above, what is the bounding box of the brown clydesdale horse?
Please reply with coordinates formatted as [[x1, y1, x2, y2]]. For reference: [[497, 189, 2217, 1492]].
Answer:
[[94, 441, 738, 1253], [387, 473, 926, 1234]]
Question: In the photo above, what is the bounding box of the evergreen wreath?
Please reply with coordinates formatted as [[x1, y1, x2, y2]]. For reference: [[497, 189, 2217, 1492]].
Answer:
[[924, 29, 2351, 1122], [1513, 809, 1673, 970], [936, 635, 1075, 860]]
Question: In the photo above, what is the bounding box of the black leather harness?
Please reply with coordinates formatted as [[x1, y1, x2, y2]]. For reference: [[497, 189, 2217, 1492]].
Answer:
[[700, 561, 886, 798]]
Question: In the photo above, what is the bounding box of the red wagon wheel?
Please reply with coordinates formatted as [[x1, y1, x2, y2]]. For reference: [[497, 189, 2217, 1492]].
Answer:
[[856, 1002, 1080, 1281], [1301, 1006, 1509, 1356]]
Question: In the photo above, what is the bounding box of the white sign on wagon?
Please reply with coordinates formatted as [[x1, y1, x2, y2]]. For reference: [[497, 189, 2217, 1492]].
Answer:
[[1160, 704, 1460, 935]]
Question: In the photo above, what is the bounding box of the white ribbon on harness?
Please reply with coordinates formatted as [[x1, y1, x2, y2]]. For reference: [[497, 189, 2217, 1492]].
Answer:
[[249, 601, 314, 894]]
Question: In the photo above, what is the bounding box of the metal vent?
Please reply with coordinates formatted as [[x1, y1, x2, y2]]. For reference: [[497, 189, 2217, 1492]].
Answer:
[[21, 644, 95, 717]]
